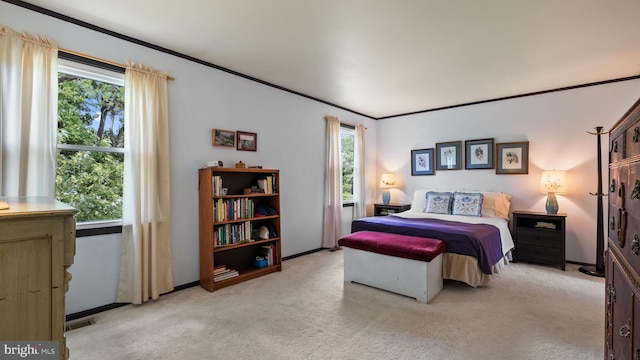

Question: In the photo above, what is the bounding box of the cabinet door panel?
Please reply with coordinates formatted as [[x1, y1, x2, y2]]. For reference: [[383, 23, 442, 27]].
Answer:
[[612, 261, 633, 360], [634, 295, 640, 360]]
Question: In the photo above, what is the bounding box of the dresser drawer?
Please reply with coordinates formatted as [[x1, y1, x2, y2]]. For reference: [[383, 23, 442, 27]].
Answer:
[[516, 228, 562, 248], [625, 117, 640, 158], [610, 131, 625, 163], [516, 244, 563, 263]]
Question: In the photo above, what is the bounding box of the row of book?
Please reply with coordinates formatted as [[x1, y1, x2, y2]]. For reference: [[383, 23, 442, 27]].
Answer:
[[211, 175, 225, 196], [213, 265, 239, 282], [213, 198, 255, 222], [214, 221, 252, 246], [257, 175, 277, 194]]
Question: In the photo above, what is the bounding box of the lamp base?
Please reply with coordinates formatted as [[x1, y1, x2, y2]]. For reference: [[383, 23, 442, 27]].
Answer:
[[545, 192, 558, 214], [382, 189, 390, 205]]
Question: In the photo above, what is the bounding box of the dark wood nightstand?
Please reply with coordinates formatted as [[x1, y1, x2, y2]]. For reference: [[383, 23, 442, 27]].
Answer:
[[374, 203, 411, 216], [512, 211, 567, 270]]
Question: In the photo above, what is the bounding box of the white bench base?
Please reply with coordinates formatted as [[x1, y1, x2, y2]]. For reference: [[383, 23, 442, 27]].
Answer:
[[343, 247, 443, 303]]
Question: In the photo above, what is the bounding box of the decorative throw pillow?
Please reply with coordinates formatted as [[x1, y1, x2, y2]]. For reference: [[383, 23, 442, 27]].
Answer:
[[480, 191, 511, 218], [452, 192, 484, 216], [425, 191, 453, 214]]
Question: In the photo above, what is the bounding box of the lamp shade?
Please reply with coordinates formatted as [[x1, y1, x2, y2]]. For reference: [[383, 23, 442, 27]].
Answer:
[[540, 170, 567, 194], [379, 173, 397, 188]]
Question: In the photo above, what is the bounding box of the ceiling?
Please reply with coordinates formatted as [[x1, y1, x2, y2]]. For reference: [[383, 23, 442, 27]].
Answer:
[[20, 0, 640, 119]]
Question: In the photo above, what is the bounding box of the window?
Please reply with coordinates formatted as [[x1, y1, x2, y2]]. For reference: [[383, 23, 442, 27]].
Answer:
[[340, 125, 355, 203], [56, 59, 125, 227]]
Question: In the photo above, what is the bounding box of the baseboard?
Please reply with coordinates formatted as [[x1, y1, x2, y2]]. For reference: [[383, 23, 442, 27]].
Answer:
[[66, 303, 128, 322], [282, 248, 324, 260], [66, 249, 324, 321], [566, 260, 595, 267]]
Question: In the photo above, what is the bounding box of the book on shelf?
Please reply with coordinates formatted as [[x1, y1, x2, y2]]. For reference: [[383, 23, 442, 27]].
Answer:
[[213, 265, 227, 275], [212, 175, 223, 196], [260, 244, 277, 266], [214, 269, 239, 282], [213, 198, 255, 222], [214, 221, 253, 246], [257, 174, 277, 194]]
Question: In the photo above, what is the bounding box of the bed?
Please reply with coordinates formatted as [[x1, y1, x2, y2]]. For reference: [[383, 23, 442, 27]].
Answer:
[[351, 189, 515, 287]]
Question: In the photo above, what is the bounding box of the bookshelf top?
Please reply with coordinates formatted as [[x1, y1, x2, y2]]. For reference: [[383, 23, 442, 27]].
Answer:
[[201, 167, 279, 174]]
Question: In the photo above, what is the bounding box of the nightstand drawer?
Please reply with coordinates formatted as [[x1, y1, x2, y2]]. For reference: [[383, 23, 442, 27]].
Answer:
[[517, 244, 563, 263], [516, 228, 562, 248]]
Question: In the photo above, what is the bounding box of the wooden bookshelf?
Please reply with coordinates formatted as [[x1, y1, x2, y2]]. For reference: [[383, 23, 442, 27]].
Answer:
[[198, 167, 282, 291]]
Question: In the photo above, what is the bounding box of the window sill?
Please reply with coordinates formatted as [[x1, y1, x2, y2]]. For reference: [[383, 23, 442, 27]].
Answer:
[[76, 220, 123, 237], [342, 201, 355, 207]]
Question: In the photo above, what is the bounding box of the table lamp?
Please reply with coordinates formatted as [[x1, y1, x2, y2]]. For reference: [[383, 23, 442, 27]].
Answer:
[[380, 173, 397, 205], [540, 170, 567, 214]]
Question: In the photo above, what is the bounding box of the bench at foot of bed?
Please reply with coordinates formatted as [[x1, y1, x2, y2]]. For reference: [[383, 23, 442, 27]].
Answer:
[[338, 230, 446, 304]]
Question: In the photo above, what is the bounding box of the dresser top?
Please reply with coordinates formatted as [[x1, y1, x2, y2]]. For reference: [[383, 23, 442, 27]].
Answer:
[[0, 196, 77, 218]]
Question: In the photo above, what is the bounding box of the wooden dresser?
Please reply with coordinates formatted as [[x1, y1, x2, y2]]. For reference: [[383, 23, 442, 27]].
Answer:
[[0, 197, 77, 359], [606, 97, 640, 360]]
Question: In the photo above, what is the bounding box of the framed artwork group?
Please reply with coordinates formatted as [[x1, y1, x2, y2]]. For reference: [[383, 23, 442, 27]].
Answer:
[[212, 129, 257, 151], [411, 138, 528, 176]]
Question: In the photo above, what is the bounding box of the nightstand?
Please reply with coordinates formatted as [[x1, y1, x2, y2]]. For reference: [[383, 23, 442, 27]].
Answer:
[[374, 203, 411, 216], [512, 211, 566, 270]]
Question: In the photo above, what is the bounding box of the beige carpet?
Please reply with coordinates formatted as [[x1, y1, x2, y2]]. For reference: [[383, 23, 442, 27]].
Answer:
[[66, 250, 605, 360]]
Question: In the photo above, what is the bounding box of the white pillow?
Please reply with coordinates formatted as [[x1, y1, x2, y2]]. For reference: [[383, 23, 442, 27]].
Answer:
[[409, 189, 429, 212]]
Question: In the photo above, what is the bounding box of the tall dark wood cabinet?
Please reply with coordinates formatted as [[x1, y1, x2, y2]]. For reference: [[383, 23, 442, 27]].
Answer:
[[606, 97, 640, 360]]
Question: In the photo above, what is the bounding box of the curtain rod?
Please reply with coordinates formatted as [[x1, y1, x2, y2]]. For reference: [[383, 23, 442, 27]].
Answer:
[[341, 121, 368, 130], [59, 48, 175, 81]]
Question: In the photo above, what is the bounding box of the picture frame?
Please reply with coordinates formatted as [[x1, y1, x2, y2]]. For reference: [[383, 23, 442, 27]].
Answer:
[[465, 138, 494, 170], [236, 131, 257, 151], [212, 129, 236, 147], [411, 148, 435, 176], [496, 141, 529, 174], [435, 141, 462, 170]]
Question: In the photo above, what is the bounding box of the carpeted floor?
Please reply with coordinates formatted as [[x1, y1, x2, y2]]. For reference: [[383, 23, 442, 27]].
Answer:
[[66, 250, 605, 360]]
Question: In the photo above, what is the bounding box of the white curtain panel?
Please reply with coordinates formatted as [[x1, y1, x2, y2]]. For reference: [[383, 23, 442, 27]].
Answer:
[[0, 26, 58, 197], [117, 62, 173, 304], [354, 124, 366, 219], [322, 116, 343, 248]]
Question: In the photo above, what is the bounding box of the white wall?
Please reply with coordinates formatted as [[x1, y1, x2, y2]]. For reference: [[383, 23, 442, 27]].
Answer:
[[377, 80, 640, 264], [0, 2, 378, 314]]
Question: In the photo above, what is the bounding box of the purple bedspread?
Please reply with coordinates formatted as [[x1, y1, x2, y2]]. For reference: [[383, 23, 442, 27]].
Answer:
[[351, 216, 503, 274]]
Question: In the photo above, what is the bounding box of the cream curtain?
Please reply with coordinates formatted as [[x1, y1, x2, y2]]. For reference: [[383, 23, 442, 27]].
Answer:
[[0, 26, 58, 197], [323, 116, 343, 248], [354, 124, 366, 219], [117, 62, 173, 304]]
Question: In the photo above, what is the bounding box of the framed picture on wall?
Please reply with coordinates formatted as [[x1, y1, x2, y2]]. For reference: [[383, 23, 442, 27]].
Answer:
[[435, 141, 462, 170], [465, 138, 494, 169], [212, 129, 236, 147], [411, 148, 435, 175], [236, 131, 257, 151], [496, 141, 529, 174]]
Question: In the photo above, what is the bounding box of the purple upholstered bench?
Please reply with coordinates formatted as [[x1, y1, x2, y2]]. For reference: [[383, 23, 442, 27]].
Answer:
[[338, 231, 445, 303]]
